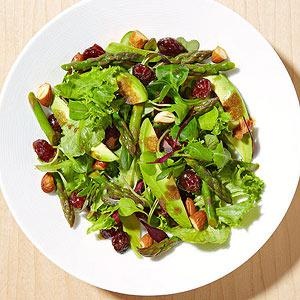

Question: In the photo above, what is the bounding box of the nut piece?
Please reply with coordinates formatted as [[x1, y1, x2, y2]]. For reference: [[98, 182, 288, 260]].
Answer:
[[36, 83, 54, 107], [185, 197, 197, 216], [140, 233, 154, 248], [212, 46, 228, 63], [93, 160, 108, 171], [72, 52, 84, 62], [154, 111, 176, 124], [129, 31, 148, 49], [189, 210, 207, 231], [41, 173, 56, 193]]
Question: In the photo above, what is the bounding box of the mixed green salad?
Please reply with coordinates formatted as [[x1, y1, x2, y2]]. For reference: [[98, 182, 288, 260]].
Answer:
[[29, 31, 264, 257]]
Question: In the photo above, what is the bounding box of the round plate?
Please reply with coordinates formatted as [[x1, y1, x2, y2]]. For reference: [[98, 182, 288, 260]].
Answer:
[[0, 0, 299, 296]]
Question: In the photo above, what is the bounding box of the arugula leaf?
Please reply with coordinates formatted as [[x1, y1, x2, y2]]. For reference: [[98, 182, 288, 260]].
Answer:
[[166, 226, 231, 244], [216, 199, 256, 227], [118, 198, 145, 217], [185, 141, 213, 161], [212, 110, 231, 135], [204, 134, 219, 150], [213, 142, 231, 169], [120, 214, 141, 256]]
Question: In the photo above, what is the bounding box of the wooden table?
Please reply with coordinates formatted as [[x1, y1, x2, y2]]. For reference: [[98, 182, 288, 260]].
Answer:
[[0, 1, 299, 299]]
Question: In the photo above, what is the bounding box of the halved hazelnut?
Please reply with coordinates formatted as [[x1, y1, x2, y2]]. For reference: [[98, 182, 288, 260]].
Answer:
[[36, 83, 53, 107], [129, 31, 148, 49], [140, 233, 154, 248], [212, 46, 228, 63], [41, 173, 56, 193], [154, 111, 176, 124]]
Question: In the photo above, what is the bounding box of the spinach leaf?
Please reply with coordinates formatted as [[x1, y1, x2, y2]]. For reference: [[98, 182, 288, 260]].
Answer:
[[118, 198, 145, 217], [176, 37, 200, 52], [170, 117, 199, 141]]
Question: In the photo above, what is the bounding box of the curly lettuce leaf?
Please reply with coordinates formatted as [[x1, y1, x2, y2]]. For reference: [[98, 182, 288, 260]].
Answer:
[[166, 226, 230, 244]]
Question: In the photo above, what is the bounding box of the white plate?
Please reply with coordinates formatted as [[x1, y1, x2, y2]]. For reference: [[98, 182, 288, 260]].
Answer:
[[0, 0, 299, 296]]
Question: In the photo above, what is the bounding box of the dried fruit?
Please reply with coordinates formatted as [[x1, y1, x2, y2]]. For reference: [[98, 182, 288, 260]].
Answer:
[[212, 46, 228, 63], [72, 52, 84, 62], [100, 227, 119, 239], [41, 173, 56, 193], [132, 64, 156, 86], [129, 31, 148, 49], [157, 37, 186, 57], [185, 197, 197, 216], [189, 210, 207, 231], [33, 139, 56, 162], [154, 111, 176, 124], [178, 169, 201, 193], [93, 160, 108, 171], [36, 83, 53, 107], [191, 78, 212, 99], [48, 114, 62, 133], [140, 233, 154, 248], [104, 126, 120, 150], [82, 44, 105, 60], [69, 191, 86, 209], [112, 231, 130, 253]]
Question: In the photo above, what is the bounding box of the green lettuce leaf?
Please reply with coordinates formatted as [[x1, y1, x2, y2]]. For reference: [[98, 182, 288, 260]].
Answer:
[[118, 198, 145, 217], [184, 141, 213, 161], [167, 226, 231, 244], [213, 142, 231, 169]]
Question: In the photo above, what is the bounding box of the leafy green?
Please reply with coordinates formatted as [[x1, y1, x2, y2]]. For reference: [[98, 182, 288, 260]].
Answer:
[[138, 237, 181, 257], [185, 141, 213, 161], [155, 64, 189, 88], [87, 214, 115, 234], [166, 226, 231, 244], [213, 142, 231, 169], [216, 199, 256, 227], [198, 106, 218, 130], [204, 134, 219, 150], [120, 214, 141, 256], [118, 198, 145, 216], [176, 37, 200, 52], [170, 118, 199, 141]]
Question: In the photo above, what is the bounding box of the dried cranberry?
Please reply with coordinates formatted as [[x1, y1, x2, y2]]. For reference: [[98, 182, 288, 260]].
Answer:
[[82, 44, 105, 60], [48, 114, 62, 133], [69, 191, 86, 209], [33, 139, 56, 162], [100, 227, 119, 239], [132, 64, 156, 86], [104, 126, 120, 150], [112, 231, 130, 253], [112, 211, 121, 224], [134, 180, 145, 195], [157, 37, 186, 57], [178, 169, 201, 193], [191, 78, 212, 99]]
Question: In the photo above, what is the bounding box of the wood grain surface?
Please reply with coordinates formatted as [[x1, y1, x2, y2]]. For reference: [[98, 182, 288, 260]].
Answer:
[[0, 1, 299, 299]]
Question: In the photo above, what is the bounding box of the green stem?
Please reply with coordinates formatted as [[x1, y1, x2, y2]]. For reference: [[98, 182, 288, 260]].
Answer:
[[185, 61, 235, 75], [53, 173, 75, 227], [129, 104, 144, 142], [28, 92, 60, 145], [202, 181, 218, 228]]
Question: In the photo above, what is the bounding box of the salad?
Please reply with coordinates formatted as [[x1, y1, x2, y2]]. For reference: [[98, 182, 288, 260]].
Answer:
[[29, 30, 264, 257]]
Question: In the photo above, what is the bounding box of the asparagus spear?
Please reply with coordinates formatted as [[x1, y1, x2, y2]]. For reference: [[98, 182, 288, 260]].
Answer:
[[202, 181, 218, 228], [61, 52, 144, 72], [170, 50, 212, 64], [185, 61, 235, 75], [53, 173, 75, 227], [129, 104, 144, 142], [28, 92, 60, 145], [186, 159, 232, 204]]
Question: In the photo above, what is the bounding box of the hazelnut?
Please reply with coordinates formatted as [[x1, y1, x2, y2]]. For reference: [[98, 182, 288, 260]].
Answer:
[[154, 111, 176, 124], [140, 233, 154, 248], [212, 46, 228, 63], [129, 31, 148, 49], [189, 210, 207, 231], [41, 173, 56, 193], [72, 52, 84, 62], [93, 160, 108, 171]]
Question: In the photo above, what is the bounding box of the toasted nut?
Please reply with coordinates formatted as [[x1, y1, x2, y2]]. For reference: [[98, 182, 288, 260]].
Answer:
[[93, 160, 108, 171], [233, 118, 254, 140], [129, 31, 148, 49], [140, 233, 154, 248], [36, 83, 54, 107], [154, 111, 176, 124], [72, 52, 84, 62], [185, 197, 197, 216], [190, 210, 207, 231], [41, 173, 56, 193], [212, 46, 228, 63]]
